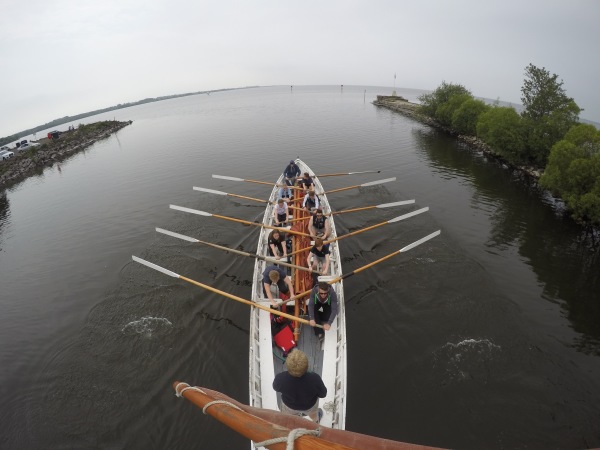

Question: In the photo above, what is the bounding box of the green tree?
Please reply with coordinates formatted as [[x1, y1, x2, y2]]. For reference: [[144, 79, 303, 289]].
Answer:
[[418, 82, 471, 118], [520, 64, 581, 167], [452, 98, 489, 136], [540, 124, 600, 225], [435, 93, 472, 127], [476, 106, 526, 164]]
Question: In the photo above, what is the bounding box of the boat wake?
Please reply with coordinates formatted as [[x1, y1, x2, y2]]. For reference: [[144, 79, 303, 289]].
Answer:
[[121, 317, 173, 338]]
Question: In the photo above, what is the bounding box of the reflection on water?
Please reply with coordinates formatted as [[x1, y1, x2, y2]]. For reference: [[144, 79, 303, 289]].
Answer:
[[413, 126, 600, 354]]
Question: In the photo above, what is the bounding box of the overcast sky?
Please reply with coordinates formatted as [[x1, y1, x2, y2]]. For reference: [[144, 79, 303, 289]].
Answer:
[[1, 0, 598, 137]]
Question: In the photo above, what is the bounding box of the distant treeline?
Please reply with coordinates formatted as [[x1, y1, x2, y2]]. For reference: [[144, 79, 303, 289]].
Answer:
[[0, 86, 257, 146], [418, 64, 600, 227]]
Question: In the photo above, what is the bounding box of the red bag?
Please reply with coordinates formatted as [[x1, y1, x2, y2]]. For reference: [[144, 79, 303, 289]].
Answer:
[[273, 324, 296, 355]]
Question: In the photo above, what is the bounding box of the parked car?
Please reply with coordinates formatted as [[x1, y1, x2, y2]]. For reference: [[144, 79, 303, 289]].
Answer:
[[0, 150, 15, 160], [17, 142, 39, 152], [20, 140, 28, 146], [0, 146, 9, 151]]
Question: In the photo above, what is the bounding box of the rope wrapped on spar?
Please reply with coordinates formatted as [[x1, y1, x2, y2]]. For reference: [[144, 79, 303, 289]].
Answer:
[[174, 382, 321, 450]]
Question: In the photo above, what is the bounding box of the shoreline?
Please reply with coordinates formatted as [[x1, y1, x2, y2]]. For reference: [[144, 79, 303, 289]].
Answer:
[[0, 120, 132, 190], [372, 95, 543, 179], [373, 95, 600, 239]]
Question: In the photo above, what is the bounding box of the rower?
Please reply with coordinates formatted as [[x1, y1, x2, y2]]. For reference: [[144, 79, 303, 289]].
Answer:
[[308, 282, 339, 344], [299, 172, 315, 193], [273, 198, 289, 227], [308, 207, 330, 239], [267, 229, 288, 259], [302, 191, 320, 215], [307, 237, 330, 276], [262, 265, 295, 309]]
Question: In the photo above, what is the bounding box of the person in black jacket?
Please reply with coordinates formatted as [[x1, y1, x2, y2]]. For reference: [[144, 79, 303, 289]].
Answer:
[[281, 161, 300, 199], [308, 282, 338, 342], [273, 349, 326, 422]]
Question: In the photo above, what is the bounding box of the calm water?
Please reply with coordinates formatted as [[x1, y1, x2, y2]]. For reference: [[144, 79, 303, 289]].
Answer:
[[1, 86, 599, 449]]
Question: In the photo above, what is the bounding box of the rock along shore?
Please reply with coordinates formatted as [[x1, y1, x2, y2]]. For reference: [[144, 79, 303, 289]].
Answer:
[[372, 95, 542, 179], [0, 120, 132, 190]]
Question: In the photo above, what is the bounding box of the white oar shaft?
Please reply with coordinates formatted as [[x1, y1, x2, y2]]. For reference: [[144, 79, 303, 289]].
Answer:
[[132, 256, 180, 278], [212, 174, 244, 182], [388, 207, 429, 223], [170, 204, 212, 216], [193, 186, 228, 196], [400, 230, 441, 252], [361, 177, 396, 187]]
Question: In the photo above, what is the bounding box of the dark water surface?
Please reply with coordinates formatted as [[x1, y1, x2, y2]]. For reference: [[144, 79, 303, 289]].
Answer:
[[1, 86, 599, 449]]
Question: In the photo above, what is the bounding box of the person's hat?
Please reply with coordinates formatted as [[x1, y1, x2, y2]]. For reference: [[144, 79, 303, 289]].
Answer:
[[289, 160, 295, 164], [316, 207, 323, 212]]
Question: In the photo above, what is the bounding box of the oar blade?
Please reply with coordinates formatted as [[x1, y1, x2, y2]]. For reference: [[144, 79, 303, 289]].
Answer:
[[156, 227, 199, 243], [212, 174, 244, 182], [388, 207, 429, 223], [361, 177, 396, 187], [193, 186, 227, 196], [132, 256, 180, 278], [400, 230, 441, 253], [348, 170, 381, 175], [170, 204, 212, 217], [376, 200, 415, 208]]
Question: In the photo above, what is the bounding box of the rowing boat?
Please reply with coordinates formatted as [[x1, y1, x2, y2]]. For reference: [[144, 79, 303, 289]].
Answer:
[[131, 159, 441, 448], [249, 158, 347, 432]]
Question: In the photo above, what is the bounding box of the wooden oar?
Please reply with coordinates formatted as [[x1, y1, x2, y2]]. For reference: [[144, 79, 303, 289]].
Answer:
[[315, 170, 382, 178], [327, 207, 428, 244], [329, 199, 415, 215], [155, 227, 319, 274], [194, 187, 304, 213], [170, 205, 312, 238], [193, 187, 270, 205], [286, 207, 430, 257], [334, 230, 441, 281], [323, 177, 396, 195], [287, 230, 441, 302], [132, 256, 322, 327], [285, 199, 416, 224], [212, 174, 280, 187]]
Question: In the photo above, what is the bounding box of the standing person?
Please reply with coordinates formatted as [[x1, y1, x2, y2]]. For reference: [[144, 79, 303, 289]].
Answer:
[[307, 238, 330, 275], [307, 208, 331, 239], [302, 191, 320, 215], [308, 282, 338, 343], [273, 198, 289, 227], [273, 349, 326, 422], [268, 229, 287, 259], [262, 265, 295, 308], [299, 172, 315, 193]]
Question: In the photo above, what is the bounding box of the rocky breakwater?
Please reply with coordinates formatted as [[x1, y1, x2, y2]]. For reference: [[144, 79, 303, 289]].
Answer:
[[373, 96, 542, 179], [0, 120, 132, 189]]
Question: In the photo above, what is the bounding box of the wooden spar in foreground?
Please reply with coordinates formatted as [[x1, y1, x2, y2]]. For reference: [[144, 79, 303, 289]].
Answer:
[[174, 382, 442, 450]]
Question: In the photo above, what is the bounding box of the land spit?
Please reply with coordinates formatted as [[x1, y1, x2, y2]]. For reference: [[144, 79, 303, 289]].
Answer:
[[372, 95, 542, 179], [0, 120, 132, 190]]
